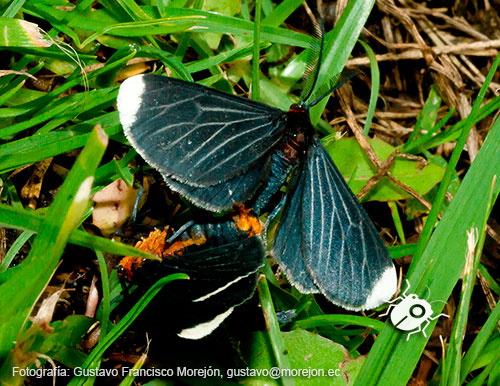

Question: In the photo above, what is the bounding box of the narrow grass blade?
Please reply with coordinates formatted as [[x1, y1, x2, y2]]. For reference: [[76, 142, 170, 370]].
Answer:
[[358, 40, 379, 136], [67, 273, 188, 386], [0, 117, 121, 174], [403, 87, 441, 152], [354, 103, 500, 386], [95, 250, 111, 338], [310, 0, 376, 124], [262, 0, 304, 27], [460, 286, 500, 382], [0, 17, 51, 47], [80, 16, 201, 48], [294, 315, 385, 332], [0, 204, 157, 260], [388, 243, 417, 259], [1, 0, 26, 18], [258, 275, 295, 386], [0, 230, 34, 273], [252, 0, 262, 101], [0, 126, 108, 360], [442, 208, 490, 385]]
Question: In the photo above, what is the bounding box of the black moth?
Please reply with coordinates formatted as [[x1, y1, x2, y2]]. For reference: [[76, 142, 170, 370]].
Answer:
[[118, 207, 264, 339], [117, 69, 397, 312]]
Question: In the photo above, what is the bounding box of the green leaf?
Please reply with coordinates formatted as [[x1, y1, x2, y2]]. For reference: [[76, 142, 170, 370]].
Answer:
[[241, 329, 365, 385], [323, 137, 445, 201], [40, 315, 94, 368]]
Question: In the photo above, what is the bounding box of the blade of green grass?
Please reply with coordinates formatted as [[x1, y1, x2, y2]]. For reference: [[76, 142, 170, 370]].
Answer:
[[0, 17, 51, 47], [257, 275, 295, 386], [0, 120, 122, 174], [80, 16, 201, 48], [0, 126, 108, 362], [442, 179, 493, 385], [67, 273, 188, 386], [388, 201, 406, 244], [310, 0, 377, 124], [0, 203, 157, 261], [388, 243, 417, 259], [116, 0, 152, 21], [403, 86, 442, 152], [95, 249, 111, 338], [460, 286, 500, 382], [262, 0, 304, 27], [354, 88, 500, 386], [252, 0, 262, 101], [294, 314, 385, 332], [358, 40, 380, 137], [0, 230, 35, 273], [1, 0, 26, 18], [0, 87, 118, 138]]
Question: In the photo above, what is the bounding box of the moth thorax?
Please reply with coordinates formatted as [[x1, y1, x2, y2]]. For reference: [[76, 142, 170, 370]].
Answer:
[[281, 105, 313, 161]]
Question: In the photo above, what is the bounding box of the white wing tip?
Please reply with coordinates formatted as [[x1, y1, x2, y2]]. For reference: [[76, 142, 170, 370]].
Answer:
[[117, 74, 146, 133], [177, 307, 234, 340], [361, 264, 398, 311]]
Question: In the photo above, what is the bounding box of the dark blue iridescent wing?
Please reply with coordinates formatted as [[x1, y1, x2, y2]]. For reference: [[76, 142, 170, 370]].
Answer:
[[161, 236, 264, 286], [134, 232, 265, 339], [300, 138, 397, 310], [271, 164, 320, 294], [163, 153, 271, 211], [117, 75, 285, 189]]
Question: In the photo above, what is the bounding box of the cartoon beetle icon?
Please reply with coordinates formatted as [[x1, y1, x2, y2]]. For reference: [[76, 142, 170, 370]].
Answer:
[[381, 280, 449, 341]]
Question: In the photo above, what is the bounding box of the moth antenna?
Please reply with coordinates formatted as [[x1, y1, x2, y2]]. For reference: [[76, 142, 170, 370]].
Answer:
[[313, 16, 323, 41], [304, 69, 360, 109], [300, 16, 325, 104]]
